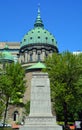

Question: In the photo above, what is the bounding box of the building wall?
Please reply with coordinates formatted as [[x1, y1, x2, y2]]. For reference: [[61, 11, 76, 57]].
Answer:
[[0, 42, 58, 124], [0, 42, 20, 57]]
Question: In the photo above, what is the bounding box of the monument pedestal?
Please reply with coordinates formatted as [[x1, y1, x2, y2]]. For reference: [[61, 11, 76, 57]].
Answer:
[[20, 116, 62, 130], [20, 73, 62, 130]]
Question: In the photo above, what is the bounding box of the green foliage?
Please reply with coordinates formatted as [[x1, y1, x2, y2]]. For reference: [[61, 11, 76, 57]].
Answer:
[[0, 99, 5, 120], [0, 62, 26, 123], [0, 53, 5, 119], [43, 51, 82, 122], [0, 62, 26, 101]]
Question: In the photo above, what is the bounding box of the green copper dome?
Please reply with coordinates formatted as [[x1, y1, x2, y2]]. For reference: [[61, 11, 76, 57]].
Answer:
[[20, 8, 58, 48], [0, 45, 14, 62]]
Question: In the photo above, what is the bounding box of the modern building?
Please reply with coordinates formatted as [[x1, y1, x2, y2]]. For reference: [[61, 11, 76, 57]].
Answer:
[[0, 8, 59, 124]]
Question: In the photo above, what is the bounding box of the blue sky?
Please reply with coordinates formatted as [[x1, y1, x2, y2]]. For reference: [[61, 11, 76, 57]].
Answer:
[[0, 0, 82, 52]]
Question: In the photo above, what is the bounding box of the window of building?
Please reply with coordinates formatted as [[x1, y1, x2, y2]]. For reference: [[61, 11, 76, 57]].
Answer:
[[45, 53, 48, 58], [30, 54, 33, 61], [13, 111, 19, 121], [24, 54, 25, 62], [37, 53, 40, 61]]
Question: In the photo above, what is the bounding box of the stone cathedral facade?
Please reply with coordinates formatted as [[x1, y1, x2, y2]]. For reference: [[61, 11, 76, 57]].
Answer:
[[0, 8, 58, 124]]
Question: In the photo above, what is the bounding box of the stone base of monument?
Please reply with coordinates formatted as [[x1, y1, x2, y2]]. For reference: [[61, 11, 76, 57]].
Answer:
[[20, 73, 62, 130], [20, 125, 62, 130], [20, 116, 62, 130]]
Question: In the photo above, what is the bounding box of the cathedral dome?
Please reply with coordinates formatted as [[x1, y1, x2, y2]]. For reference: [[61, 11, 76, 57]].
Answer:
[[20, 27, 57, 48], [1, 44, 14, 62], [20, 8, 58, 49], [19, 8, 58, 65]]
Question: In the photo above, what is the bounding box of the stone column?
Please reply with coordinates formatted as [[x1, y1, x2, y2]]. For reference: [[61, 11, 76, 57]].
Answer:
[[18, 55, 21, 63], [32, 50, 36, 62], [27, 52, 30, 62], [49, 50, 53, 57], [41, 49, 45, 61]]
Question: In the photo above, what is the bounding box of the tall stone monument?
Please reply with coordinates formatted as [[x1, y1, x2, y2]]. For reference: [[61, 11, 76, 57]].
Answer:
[[20, 72, 62, 130]]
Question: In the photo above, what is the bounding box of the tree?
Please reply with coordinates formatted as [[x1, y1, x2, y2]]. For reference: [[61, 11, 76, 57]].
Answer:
[[43, 52, 82, 126], [0, 89, 5, 120], [0, 53, 5, 120], [0, 62, 26, 126]]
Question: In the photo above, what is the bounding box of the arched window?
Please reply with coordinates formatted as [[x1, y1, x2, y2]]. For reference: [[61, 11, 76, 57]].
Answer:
[[45, 53, 48, 58], [37, 53, 40, 61], [30, 53, 33, 62], [13, 111, 19, 121]]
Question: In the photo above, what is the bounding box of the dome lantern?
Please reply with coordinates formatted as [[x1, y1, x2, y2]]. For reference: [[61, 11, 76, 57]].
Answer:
[[34, 7, 44, 28]]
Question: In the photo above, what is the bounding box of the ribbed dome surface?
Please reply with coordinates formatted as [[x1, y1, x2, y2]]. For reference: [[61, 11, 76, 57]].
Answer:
[[20, 8, 58, 48], [20, 27, 57, 47]]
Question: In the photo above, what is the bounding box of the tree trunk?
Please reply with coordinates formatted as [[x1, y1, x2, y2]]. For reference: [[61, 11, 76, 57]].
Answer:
[[63, 102, 68, 127], [3, 97, 9, 127]]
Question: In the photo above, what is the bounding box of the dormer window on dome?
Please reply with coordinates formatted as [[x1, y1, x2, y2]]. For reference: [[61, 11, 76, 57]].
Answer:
[[38, 36, 40, 39], [30, 37, 32, 39]]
